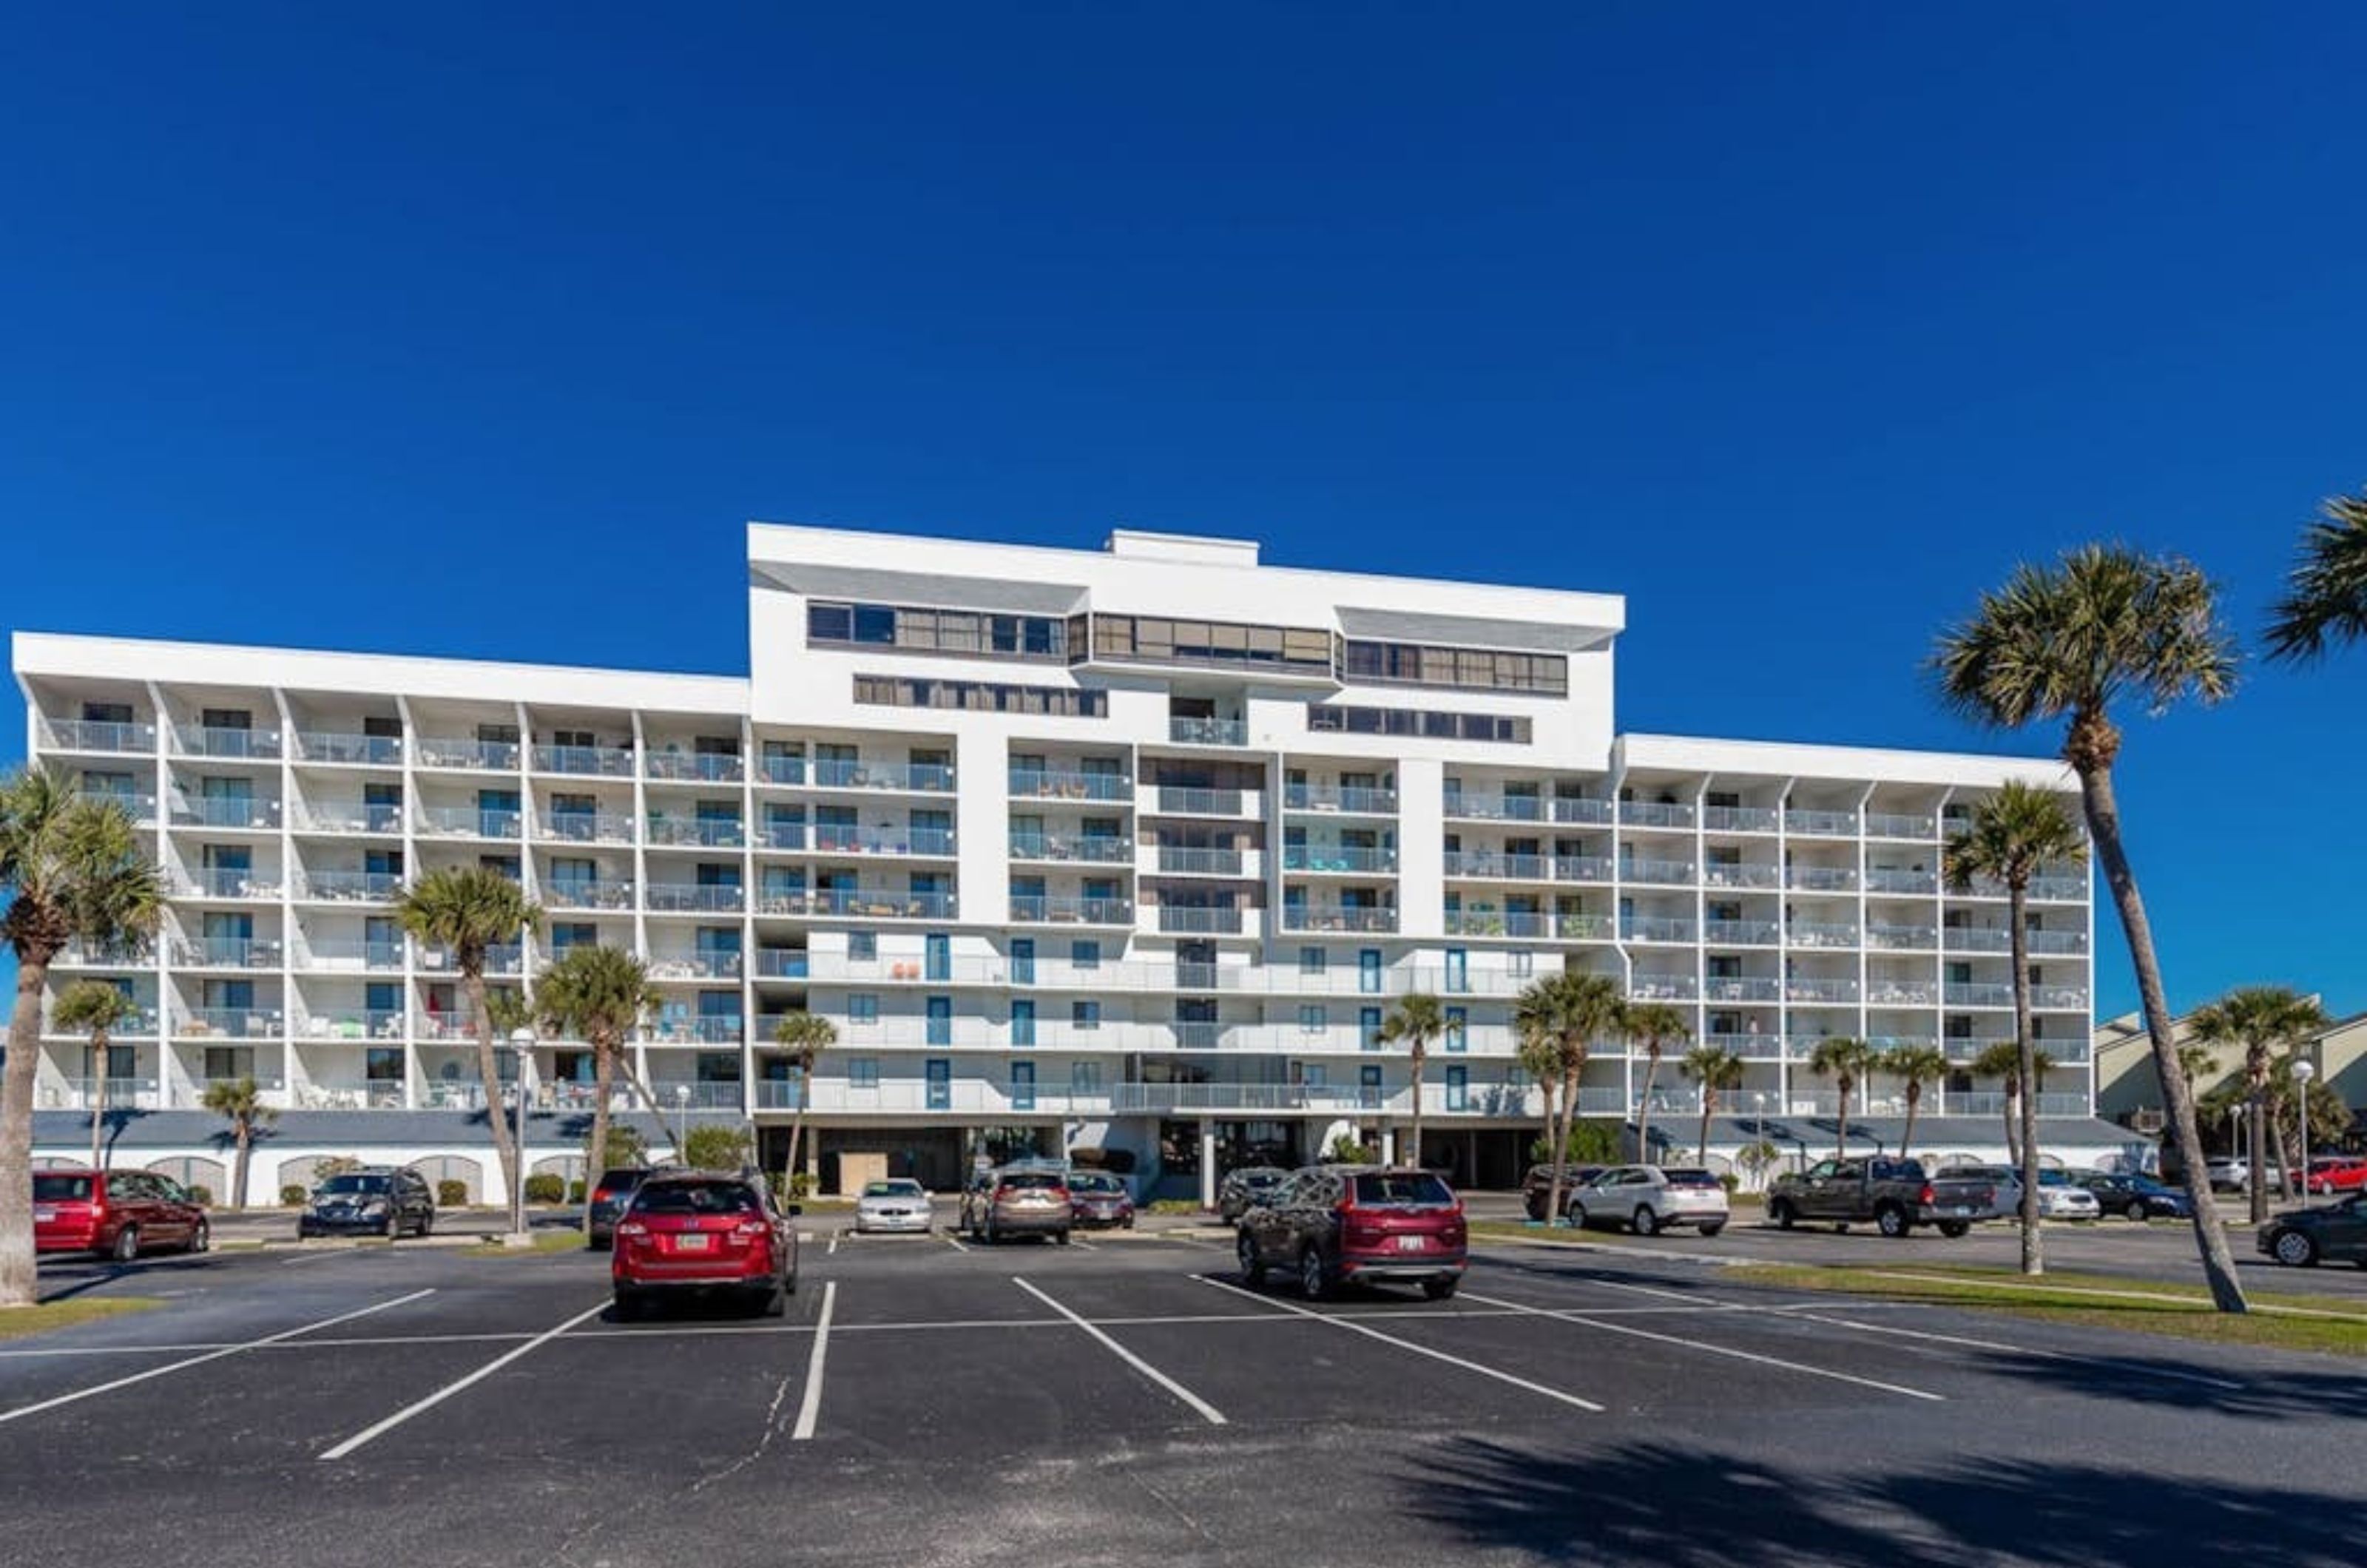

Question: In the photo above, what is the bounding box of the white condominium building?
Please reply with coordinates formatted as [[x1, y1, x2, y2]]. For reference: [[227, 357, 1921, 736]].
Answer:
[[14, 522, 2096, 1200]]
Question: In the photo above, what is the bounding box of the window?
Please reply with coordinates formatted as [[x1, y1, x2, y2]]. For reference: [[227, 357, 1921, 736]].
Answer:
[[848, 994, 879, 1025], [1445, 1007, 1468, 1052], [1089, 614, 1334, 674], [811, 601, 1070, 662], [1073, 940, 1101, 970], [1360, 1007, 1382, 1050], [1340, 639, 1567, 695], [852, 674, 1105, 717], [847, 1057, 879, 1089], [1011, 999, 1036, 1047], [1298, 946, 1326, 975], [1444, 947, 1468, 993], [1070, 1060, 1101, 1093], [1298, 1004, 1327, 1034], [1509, 950, 1534, 978], [848, 931, 877, 962], [1307, 705, 1530, 743], [1445, 1065, 1470, 1112], [1073, 1000, 1101, 1030]]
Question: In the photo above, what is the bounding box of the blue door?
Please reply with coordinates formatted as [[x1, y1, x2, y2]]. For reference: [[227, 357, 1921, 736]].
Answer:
[[1010, 939, 1036, 985], [926, 996, 953, 1047], [1360, 1007, 1382, 1050], [1445, 1064, 1469, 1113], [1444, 947, 1468, 994], [1445, 1006, 1468, 1052], [1360, 1064, 1384, 1108], [1359, 949, 1382, 995], [1010, 1061, 1036, 1111], [1010, 998, 1036, 1047], [925, 1058, 951, 1112], [925, 933, 950, 982]]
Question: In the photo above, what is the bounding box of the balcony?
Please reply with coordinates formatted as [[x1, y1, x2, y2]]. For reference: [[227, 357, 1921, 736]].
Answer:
[[811, 828, 956, 858], [530, 743, 637, 777], [646, 751, 745, 783], [754, 823, 808, 851], [1619, 800, 1695, 830], [752, 950, 810, 979], [46, 718, 157, 754], [1168, 717, 1249, 746], [1783, 809, 1859, 837], [39, 1078, 163, 1111], [646, 883, 746, 914], [1786, 866, 1858, 892], [757, 755, 806, 786], [416, 737, 520, 771], [1863, 1034, 1939, 1051], [173, 936, 283, 969], [1288, 846, 1399, 875], [1009, 832, 1133, 865], [1701, 1030, 1784, 1060], [1703, 976, 1781, 1002], [165, 796, 282, 831], [1956, 1092, 2093, 1118], [294, 731, 405, 766], [178, 726, 282, 761], [297, 871, 399, 902], [295, 940, 405, 973], [1943, 927, 2011, 953], [649, 1018, 746, 1046], [184, 868, 285, 899], [1784, 978, 1860, 1004], [418, 805, 522, 839], [178, 1008, 284, 1040], [1868, 980, 1939, 1005], [1282, 905, 1397, 934], [2030, 876, 2088, 902], [56, 938, 155, 967], [1155, 906, 1246, 935], [418, 943, 524, 976], [1555, 854, 1615, 882], [1866, 923, 1937, 950], [1701, 805, 1780, 833], [1786, 922, 1860, 949], [300, 1008, 406, 1041], [646, 817, 749, 849], [1944, 982, 2016, 1007], [757, 888, 959, 920], [546, 879, 638, 912], [1158, 847, 1249, 876], [1623, 859, 1695, 886], [648, 953, 744, 981], [1007, 768, 1131, 802], [1284, 784, 1397, 814], [1441, 851, 1548, 881], [2033, 984, 2090, 1010], [45, 1007, 161, 1039], [1703, 919, 1782, 946], [1700, 862, 1780, 890], [2028, 930, 2088, 955], [811, 760, 954, 793], [1865, 869, 1939, 896], [1630, 973, 1698, 1001], [1009, 895, 1133, 926], [1620, 916, 1696, 943], [649, 1081, 750, 1110], [1145, 786, 1255, 817], [1442, 793, 1550, 824], [78, 791, 158, 825], [295, 1079, 408, 1109], [538, 811, 638, 845], [296, 801, 405, 835], [1865, 812, 1936, 839], [1553, 797, 1615, 825]]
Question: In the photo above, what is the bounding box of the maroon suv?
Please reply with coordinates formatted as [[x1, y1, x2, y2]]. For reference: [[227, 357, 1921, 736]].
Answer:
[[1236, 1165, 1467, 1301], [34, 1168, 211, 1261]]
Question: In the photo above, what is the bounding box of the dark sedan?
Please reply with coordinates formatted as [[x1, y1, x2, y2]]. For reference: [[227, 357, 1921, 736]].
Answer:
[[2074, 1171, 2195, 1222], [2258, 1192, 2367, 1268], [587, 1166, 658, 1251]]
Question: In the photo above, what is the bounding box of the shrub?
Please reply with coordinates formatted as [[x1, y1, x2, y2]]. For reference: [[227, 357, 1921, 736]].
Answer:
[[436, 1179, 469, 1208], [590, 1124, 646, 1169], [1529, 1120, 1623, 1166], [314, 1155, 362, 1180], [1148, 1198, 1201, 1214], [188, 1185, 213, 1206], [280, 1184, 308, 1207], [785, 1172, 814, 1199], [1323, 1133, 1376, 1164], [567, 1180, 587, 1204], [524, 1174, 566, 1204], [1718, 1172, 1740, 1196], [683, 1123, 753, 1171]]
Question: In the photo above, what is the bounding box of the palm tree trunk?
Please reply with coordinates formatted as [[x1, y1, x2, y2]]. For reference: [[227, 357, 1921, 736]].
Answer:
[[1, 957, 56, 1308], [232, 1123, 251, 1211], [1405, 1035, 1427, 1169], [2246, 1068, 2270, 1225], [2010, 882, 2044, 1276], [615, 1045, 686, 1163], [1901, 1087, 1919, 1167], [1635, 1047, 1658, 1164], [1834, 1085, 1851, 1163], [583, 1033, 615, 1240], [88, 1027, 109, 1172], [1697, 1087, 1713, 1171], [464, 972, 522, 1230], [1536, 1076, 1560, 1223], [2001, 1080, 2020, 1168], [2076, 758, 2246, 1312], [1545, 1058, 1576, 1226]]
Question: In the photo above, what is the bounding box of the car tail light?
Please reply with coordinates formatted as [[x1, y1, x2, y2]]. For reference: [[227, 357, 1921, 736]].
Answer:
[[1919, 1183, 1937, 1206], [617, 1220, 649, 1239], [734, 1219, 770, 1237]]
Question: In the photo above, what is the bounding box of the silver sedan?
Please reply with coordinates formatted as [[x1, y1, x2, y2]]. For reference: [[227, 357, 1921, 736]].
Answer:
[[851, 1178, 934, 1235]]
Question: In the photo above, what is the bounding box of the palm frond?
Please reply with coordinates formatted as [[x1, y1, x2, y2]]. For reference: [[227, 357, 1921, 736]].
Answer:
[[2266, 490, 2367, 663]]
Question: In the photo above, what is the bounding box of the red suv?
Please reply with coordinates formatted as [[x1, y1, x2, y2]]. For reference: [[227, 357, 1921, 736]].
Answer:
[[34, 1168, 211, 1261], [612, 1172, 799, 1319], [1236, 1165, 1467, 1301]]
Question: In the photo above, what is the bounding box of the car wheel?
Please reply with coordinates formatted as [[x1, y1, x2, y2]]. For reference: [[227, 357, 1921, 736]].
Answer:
[[1698, 1222, 1725, 1239], [1632, 1206, 1659, 1237], [612, 1289, 642, 1322], [1237, 1231, 1266, 1288], [384, 1214, 401, 1240], [1875, 1205, 1910, 1240], [1770, 1199, 1795, 1231], [2124, 1200, 2149, 1222], [760, 1280, 788, 1319], [186, 1220, 210, 1255], [110, 1226, 140, 1263], [1299, 1247, 1330, 1302], [418, 1211, 433, 1237], [1422, 1277, 1459, 1301], [1055, 1230, 1072, 1247], [1937, 1221, 1971, 1239], [2272, 1229, 2319, 1268], [1566, 1201, 1588, 1231]]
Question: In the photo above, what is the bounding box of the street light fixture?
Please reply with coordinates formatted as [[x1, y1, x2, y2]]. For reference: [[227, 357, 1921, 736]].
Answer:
[[674, 1082, 691, 1158], [509, 1027, 536, 1237], [2293, 1058, 2317, 1205]]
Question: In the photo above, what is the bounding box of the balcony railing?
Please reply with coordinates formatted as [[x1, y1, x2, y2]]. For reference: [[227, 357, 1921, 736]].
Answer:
[[811, 760, 955, 793], [1783, 809, 1859, 837], [1701, 1030, 1785, 1060], [178, 1008, 283, 1040], [298, 871, 399, 902], [1956, 1092, 2091, 1118], [1440, 851, 1549, 881], [753, 950, 809, 979], [538, 811, 638, 845], [646, 883, 746, 913], [1008, 833, 1133, 864], [78, 791, 158, 825], [1865, 812, 1936, 839], [756, 888, 958, 920], [754, 823, 808, 851], [1701, 862, 1780, 889], [1703, 977, 1781, 1002], [416, 737, 521, 771], [417, 943, 524, 975], [174, 936, 283, 968], [2029, 876, 2088, 901], [1630, 973, 1698, 1001], [1283, 905, 1398, 934], [1556, 854, 1615, 882], [531, 743, 637, 777], [811, 828, 956, 857], [1168, 717, 1248, 746], [648, 953, 744, 981], [47, 719, 156, 754], [1147, 787, 1250, 817], [185, 868, 284, 899], [649, 1081, 749, 1110], [1443, 794, 1550, 823], [546, 879, 637, 911], [2027, 930, 2088, 955], [301, 1008, 407, 1041], [1624, 859, 1695, 886], [1553, 797, 1614, 824], [297, 1080, 408, 1110], [1288, 846, 1399, 874], [1944, 982, 2016, 1007], [1158, 847, 1249, 876], [1703, 919, 1782, 945], [1866, 924, 1937, 950], [1619, 800, 1696, 829], [1007, 768, 1131, 802], [1702, 805, 1780, 833], [40, 1078, 163, 1110], [649, 1018, 746, 1045], [1785, 979, 1860, 1004], [418, 806, 523, 839], [646, 751, 745, 783], [57, 938, 155, 967], [1943, 927, 2011, 953], [2033, 985, 2090, 1010], [297, 801, 405, 835], [1620, 916, 1696, 943], [646, 817, 749, 848], [1867, 981, 1939, 1005], [757, 754, 806, 786], [1284, 784, 1397, 814], [1786, 922, 1860, 948], [1865, 869, 1939, 895], [1009, 896, 1133, 925], [1156, 906, 1246, 934], [1786, 866, 1858, 892], [296, 940, 406, 973], [163, 797, 277, 831], [294, 731, 405, 766], [178, 726, 282, 760]]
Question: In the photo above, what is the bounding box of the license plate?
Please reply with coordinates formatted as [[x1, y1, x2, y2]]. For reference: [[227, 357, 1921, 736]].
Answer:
[[674, 1233, 711, 1251], [1945, 1206, 1973, 1217], [1396, 1234, 1428, 1251], [33, 1208, 55, 1224]]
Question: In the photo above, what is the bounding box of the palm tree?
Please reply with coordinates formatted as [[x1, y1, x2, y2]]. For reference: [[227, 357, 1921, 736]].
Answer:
[[1970, 1040, 2028, 1166], [1933, 545, 2247, 1310], [1681, 1044, 1744, 1169], [53, 981, 140, 1172], [1621, 1001, 1691, 1165], [536, 945, 660, 1237], [1945, 780, 2085, 1275], [771, 1010, 839, 1193], [1514, 970, 1624, 1226], [1515, 1010, 1567, 1208], [1, 772, 163, 1308], [1379, 994, 1447, 1169], [2187, 986, 2330, 1224], [200, 1076, 278, 1209], [2265, 488, 2367, 663], [394, 867, 543, 1231], [1883, 1044, 1950, 1166], [1805, 1038, 1877, 1163]]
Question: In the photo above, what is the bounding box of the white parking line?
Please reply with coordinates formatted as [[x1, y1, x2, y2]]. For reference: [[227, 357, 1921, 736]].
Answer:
[[1195, 1275, 1605, 1413], [942, 1234, 970, 1254], [1780, 1307, 2246, 1392], [791, 1281, 837, 1440], [319, 1298, 609, 1461], [1015, 1278, 1226, 1425], [827, 1234, 840, 1257], [1458, 1289, 1945, 1402], [1070, 1237, 1099, 1251], [0, 1288, 435, 1428]]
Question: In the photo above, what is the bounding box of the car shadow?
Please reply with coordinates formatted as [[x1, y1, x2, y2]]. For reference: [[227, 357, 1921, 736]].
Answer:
[[1405, 1437, 2363, 1567]]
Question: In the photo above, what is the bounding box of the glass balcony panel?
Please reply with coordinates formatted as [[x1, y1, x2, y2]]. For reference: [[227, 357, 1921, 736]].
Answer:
[[530, 744, 637, 777], [1286, 846, 1398, 874], [295, 732, 405, 766], [47, 719, 157, 753], [1168, 717, 1248, 746], [415, 737, 520, 770], [1007, 769, 1131, 801]]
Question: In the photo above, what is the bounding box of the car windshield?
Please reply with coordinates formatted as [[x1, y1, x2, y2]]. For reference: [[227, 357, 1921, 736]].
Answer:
[[318, 1175, 390, 1194], [1352, 1173, 1456, 1208], [635, 1181, 760, 1214], [999, 1173, 1063, 1192], [33, 1174, 94, 1202], [862, 1180, 923, 1198]]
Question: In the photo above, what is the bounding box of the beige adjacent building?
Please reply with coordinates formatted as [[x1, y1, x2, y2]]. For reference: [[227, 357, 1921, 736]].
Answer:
[[2095, 1002, 2367, 1140]]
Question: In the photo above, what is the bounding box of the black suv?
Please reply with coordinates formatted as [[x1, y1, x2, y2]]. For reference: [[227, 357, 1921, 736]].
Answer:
[[300, 1166, 436, 1239], [587, 1166, 661, 1251]]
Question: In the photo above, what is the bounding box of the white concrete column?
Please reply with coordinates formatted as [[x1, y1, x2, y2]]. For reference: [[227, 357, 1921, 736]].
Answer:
[[1198, 1118, 1218, 1210]]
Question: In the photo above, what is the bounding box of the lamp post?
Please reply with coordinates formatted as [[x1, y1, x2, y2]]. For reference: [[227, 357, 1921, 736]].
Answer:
[[674, 1082, 691, 1159], [2293, 1059, 2317, 1205], [509, 1027, 536, 1237]]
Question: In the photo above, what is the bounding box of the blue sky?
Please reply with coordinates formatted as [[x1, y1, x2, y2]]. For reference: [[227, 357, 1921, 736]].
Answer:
[[3, 4, 2362, 1023]]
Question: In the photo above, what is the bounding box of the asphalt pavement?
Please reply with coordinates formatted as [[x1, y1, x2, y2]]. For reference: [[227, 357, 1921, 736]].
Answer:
[[3, 1218, 2364, 1567]]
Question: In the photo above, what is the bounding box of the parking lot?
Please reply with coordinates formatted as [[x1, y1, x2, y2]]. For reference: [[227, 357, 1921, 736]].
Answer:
[[5, 1226, 2366, 1567]]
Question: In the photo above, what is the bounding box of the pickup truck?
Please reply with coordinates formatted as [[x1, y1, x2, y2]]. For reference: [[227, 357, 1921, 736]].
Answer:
[[1766, 1158, 1994, 1239]]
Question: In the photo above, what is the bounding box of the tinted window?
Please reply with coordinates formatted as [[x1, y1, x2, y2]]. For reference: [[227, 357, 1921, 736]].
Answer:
[[35, 1174, 95, 1202], [635, 1181, 760, 1214], [597, 1169, 649, 1189], [998, 1173, 1063, 1192], [1663, 1170, 1720, 1189], [319, 1175, 391, 1194], [1070, 1174, 1121, 1193], [1353, 1173, 1456, 1208], [863, 1180, 923, 1197]]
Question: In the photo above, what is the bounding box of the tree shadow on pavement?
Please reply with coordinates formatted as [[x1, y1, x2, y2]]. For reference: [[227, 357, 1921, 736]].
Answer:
[[1408, 1438, 2361, 1567], [1979, 1348, 2367, 1423]]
